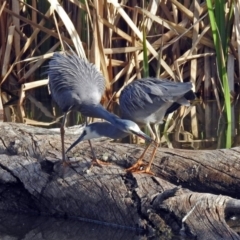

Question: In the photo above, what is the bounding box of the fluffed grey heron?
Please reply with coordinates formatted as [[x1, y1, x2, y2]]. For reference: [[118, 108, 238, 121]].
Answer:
[[48, 52, 153, 166]]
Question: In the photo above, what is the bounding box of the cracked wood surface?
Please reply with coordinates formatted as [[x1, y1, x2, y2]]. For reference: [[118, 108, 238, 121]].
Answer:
[[0, 122, 240, 239]]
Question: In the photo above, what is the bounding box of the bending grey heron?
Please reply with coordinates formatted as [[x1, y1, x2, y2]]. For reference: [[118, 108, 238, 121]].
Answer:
[[48, 52, 153, 166], [119, 78, 195, 173], [66, 78, 195, 174]]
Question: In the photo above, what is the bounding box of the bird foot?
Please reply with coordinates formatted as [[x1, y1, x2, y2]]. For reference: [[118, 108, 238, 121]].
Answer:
[[91, 159, 111, 168], [131, 168, 155, 175], [126, 159, 144, 172], [126, 161, 154, 175]]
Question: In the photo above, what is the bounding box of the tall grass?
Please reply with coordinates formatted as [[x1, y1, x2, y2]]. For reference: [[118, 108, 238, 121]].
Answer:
[[206, 0, 234, 123], [0, 0, 239, 146], [0, 1, 238, 95]]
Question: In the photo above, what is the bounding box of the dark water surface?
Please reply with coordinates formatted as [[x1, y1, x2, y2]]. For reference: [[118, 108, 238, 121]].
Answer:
[[0, 211, 143, 240]]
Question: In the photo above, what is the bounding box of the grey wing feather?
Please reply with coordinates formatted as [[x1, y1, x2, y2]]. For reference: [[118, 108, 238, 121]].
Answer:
[[48, 53, 105, 112], [120, 77, 193, 120]]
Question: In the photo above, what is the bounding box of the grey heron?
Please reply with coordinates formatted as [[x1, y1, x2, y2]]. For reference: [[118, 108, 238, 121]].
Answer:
[[119, 78, 195, 173], [48, 52, 153, 166], [66, 77, 195, 174]]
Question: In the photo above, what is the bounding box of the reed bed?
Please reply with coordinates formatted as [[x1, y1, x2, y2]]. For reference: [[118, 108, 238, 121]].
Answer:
[[0, 0, 239, 147]]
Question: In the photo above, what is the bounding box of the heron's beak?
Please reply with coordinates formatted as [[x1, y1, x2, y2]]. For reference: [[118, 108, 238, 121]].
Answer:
[[133, 130, 153, 142], [65, 133, 85, 154]]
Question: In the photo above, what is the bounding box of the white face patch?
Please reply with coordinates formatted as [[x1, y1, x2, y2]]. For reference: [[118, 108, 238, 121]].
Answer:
[[83, 127, 100, 140], [129, 123, 141, 133]]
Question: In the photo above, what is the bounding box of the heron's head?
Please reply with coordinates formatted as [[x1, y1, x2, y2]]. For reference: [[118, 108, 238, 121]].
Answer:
[[116, 119, 153, 142], [72, 124, 102, 143], [65, 124, 103, 154], [65, 120, 153, 154]]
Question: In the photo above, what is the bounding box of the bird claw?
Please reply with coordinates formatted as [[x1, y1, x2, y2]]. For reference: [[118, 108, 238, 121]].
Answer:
[[133, 168, 155, 175], [91, 159, 111, 168], [126, 166, 155, 175], [125, 159, 144, 172], [126, 161, 154, 175]]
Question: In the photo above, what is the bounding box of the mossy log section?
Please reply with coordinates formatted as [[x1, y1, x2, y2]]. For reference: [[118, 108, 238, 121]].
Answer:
[[0, 122, 240, 239]]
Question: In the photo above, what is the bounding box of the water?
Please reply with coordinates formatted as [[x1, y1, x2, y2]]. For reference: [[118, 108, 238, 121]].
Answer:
[[0, 211, 141, 240]]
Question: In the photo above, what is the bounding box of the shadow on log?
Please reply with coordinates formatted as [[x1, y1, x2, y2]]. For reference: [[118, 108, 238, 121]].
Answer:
[[0, 122, 240, 239]]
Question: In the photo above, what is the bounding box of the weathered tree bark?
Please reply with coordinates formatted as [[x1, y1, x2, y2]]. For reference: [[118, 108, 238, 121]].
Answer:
[[0, 122, 239, 239]]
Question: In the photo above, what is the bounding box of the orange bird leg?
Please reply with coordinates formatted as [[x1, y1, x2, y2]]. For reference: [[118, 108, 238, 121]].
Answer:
[[137, 123, 160, 174], [88, 140, 110, 167], [136, 142, 159, 175], [126, 142, 152, 172], [126, 122, 160, 174]]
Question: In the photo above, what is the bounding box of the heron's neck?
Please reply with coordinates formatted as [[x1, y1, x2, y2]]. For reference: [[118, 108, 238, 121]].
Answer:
[[82, 104, 119, 125]]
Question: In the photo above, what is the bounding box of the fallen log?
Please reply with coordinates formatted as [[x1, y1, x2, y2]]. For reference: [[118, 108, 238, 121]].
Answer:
[[0, 122, 239, 239]]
